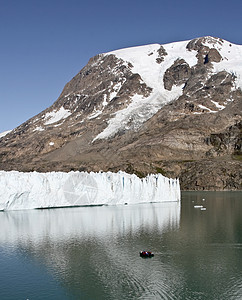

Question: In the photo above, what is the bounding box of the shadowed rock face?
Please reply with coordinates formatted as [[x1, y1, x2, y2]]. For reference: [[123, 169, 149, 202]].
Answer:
[[0, 36, 241, 190], [163, 59, 191, 91]]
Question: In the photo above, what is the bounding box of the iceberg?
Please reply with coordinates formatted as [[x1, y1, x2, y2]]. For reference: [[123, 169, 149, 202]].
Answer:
[[0, 170, 180, 211]]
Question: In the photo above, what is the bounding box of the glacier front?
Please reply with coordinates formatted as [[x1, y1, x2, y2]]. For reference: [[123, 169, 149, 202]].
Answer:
[[0, 170, 180, 211]]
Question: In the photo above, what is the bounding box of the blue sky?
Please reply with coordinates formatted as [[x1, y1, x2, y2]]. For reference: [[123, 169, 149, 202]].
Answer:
[[1, 0, 242, 132]]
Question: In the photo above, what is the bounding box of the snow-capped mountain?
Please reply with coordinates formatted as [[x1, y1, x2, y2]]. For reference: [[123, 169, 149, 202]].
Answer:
[[0, 36, 241, 190]]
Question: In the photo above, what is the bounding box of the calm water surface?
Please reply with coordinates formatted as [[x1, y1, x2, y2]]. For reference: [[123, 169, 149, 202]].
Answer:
[[0, 191, 241, 299]]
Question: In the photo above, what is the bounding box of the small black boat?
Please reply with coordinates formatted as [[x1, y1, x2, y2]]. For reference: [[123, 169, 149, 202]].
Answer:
[[140, 251, 154, 258]]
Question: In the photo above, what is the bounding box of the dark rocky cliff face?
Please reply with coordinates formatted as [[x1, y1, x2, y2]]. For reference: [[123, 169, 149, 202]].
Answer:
[[0, 36, 241, 190]]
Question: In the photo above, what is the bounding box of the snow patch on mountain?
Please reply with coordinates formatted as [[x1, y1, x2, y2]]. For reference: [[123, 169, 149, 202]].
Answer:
[[88, 110, 102, 120], [202, 37, 242, 89], [108, 41, 197, 92], [102, 94, 108, 107], [210, 100, 226, 110], [0, 130, 12, 139], [44, 107, 72, 125], [33, 126, 45, 132], [198, 104, 217, 113], [94, 85, 184, 140], [109, 81, 123, 101]]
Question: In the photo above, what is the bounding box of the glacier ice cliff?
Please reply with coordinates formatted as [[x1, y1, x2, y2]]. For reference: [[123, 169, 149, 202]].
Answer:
[[0, 170, 180, 211]]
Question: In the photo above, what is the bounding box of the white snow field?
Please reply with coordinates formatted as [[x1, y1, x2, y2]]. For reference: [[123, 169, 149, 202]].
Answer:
[[0, 170, 180, 211]]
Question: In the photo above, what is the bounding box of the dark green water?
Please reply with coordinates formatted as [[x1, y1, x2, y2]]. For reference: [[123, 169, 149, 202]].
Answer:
[[0, 191, 241, 299]]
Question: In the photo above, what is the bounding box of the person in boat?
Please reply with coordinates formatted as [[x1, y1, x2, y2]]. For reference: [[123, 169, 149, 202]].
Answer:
[[140, 251, 154, 257]]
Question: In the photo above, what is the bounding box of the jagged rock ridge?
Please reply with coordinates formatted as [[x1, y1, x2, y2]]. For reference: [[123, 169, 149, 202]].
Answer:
[[0, 36, 241, 190]]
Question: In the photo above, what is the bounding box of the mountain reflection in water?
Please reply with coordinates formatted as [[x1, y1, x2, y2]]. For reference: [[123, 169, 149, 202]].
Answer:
[[0, 192, 242, 300]]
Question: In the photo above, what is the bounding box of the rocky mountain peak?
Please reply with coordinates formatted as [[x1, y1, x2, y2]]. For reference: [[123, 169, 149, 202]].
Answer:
[[187, 36, 224, 50], [187, 36, 223, 65]]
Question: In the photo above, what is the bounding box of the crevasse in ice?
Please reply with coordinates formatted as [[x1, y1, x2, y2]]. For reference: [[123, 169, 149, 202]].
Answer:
[[0, 170, 180, 210]]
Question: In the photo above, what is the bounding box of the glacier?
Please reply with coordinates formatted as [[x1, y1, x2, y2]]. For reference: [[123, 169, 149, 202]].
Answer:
[[0, 170, 180, 211]]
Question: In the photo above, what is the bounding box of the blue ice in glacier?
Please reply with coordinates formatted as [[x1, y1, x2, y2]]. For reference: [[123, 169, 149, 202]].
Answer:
[[0, 170, 180, 210]]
